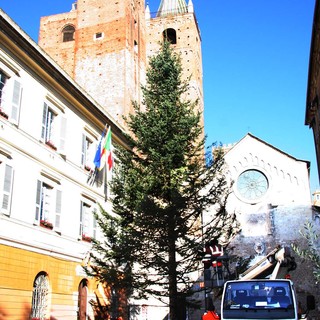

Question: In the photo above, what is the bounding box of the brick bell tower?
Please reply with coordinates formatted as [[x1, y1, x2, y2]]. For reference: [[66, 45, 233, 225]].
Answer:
[[39, 0, 203, 133], [39, 0, 147, 127], [146, 0, 204, 132]]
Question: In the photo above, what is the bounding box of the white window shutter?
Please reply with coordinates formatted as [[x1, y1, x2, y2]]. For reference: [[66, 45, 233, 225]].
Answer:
[[35, 180, 42, 221], [1, 164, 13, 214], [81, 134, 86, 166], [92, 208, 97, 239], [11, 80, 21, 123], [59, 116, 67, 154], [55, 190, 62, 229], [41, 103, 48, 141], [79, 201, 84, 236]]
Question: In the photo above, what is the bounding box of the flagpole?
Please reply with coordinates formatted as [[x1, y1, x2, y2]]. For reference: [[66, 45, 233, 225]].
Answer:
[[104, 125, 110, 202]]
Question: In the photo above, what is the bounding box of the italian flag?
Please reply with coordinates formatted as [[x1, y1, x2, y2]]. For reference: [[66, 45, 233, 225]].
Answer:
[[101, 127, 113, 171], [94, 127, 113, 171]]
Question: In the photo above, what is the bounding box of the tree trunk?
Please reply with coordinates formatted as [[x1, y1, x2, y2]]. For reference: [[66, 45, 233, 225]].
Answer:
[[168, 214, 178, 320]]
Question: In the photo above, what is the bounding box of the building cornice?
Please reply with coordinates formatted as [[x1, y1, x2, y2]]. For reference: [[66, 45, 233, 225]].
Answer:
[[305, 0, 319, 126]]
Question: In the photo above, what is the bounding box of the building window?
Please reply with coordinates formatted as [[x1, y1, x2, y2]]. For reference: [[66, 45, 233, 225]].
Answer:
[[94, 32, 104, 40], [81, 134, 95, 171], [35, 179, 62, 229], [41, 102, 55, 146], [62, 25, 75, 42], [31, 272, 49, 320], [134, 40, 138, 53], [41, 101, 67, 153], [236, 169, 269, 203], [0, 70, 22, 123], [80, 201, 97, 241], [0, 162, 14, 215], [163, 28, 177, 44], [0, 71, 8, 107], [78, 279, 88, 320]]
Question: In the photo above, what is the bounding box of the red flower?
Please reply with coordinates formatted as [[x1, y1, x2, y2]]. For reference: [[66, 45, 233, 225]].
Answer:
[[82, 234, 92, 242], [45, 140, 57, 151], [84, 165, 92, 171], [40, 220, 53, 229]]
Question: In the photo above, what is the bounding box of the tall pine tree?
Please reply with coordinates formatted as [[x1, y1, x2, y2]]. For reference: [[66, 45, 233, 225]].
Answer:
[[88, 41, 239, 320]]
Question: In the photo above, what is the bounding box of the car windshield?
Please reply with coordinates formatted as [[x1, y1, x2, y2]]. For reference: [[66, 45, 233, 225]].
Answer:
[[223, 280, 294, 310]]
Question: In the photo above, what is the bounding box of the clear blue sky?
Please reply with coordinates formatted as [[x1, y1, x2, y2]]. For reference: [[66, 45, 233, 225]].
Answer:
[[0, 0, 318, 191]]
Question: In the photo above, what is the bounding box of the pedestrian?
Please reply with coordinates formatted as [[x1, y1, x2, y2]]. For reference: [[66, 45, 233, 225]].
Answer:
[[202, 305, 220, 320]]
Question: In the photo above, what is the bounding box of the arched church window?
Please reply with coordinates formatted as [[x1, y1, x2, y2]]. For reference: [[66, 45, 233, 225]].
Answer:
[[163, 28, 177, 44], [62, 25, 75, 42], [31, 272, 50, 320]]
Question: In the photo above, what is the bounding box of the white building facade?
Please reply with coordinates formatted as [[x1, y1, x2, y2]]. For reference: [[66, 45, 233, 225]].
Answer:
[[0, 9, 127, 320]]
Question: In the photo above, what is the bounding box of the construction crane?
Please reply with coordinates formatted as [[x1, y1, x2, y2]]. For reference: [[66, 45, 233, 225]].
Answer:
[[238, 245, 296, 280]]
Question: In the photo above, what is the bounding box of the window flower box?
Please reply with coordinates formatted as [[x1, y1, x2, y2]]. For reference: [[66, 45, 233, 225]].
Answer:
[[82, 234, 92, 242], [0, 108, 9, 119], [40, 219, 53, 229], [45, 140, 57, 151]]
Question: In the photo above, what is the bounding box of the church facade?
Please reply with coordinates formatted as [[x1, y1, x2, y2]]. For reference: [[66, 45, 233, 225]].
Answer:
[[222, 133, 311, 243], [208, 133, 319, 315]]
